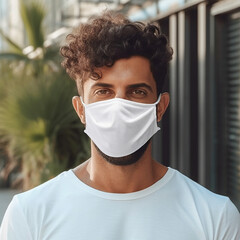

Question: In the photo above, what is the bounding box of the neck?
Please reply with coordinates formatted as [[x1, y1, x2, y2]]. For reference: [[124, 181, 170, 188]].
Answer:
[[73, 142, 168, 193]]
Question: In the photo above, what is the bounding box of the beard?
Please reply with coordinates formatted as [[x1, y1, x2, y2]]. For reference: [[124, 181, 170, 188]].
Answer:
[[93, 139, 151, 166]]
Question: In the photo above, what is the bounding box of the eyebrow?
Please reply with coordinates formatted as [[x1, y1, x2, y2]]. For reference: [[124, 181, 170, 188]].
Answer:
[[91, 83, 114, 88], [127, 83, 153, 93], [91, 82, 153, 92]]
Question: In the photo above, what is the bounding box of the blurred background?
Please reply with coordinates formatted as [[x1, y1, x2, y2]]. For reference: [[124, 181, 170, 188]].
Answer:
[[0, 0, 239, 223]]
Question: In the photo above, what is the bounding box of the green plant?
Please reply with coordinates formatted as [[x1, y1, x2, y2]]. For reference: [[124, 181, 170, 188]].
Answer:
[[0, 0, 90, 190], [0, 70, 90, 190]]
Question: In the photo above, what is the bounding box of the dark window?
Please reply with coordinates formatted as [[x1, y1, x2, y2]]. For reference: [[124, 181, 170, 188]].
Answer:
[[225, 11, 240, 208]]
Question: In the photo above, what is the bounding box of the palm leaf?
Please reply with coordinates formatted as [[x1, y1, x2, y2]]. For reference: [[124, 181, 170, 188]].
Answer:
[[0, 71, 90, 189], [0, 29, 23, 54], [0, 53, 28, 61], [19, 0, 46, 49]]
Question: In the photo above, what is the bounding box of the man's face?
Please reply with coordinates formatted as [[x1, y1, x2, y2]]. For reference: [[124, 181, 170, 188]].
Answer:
[[73, 56, 169, 165]]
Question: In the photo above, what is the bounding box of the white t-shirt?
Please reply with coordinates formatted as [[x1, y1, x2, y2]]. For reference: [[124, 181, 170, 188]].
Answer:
[[0, 167, 239, 240]]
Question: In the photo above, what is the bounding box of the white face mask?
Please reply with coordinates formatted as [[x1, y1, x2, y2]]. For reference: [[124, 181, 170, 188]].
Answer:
[[80, 96, 161, 158]]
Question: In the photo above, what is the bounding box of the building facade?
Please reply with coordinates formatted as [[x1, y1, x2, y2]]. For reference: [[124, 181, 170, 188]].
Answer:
[[148, 0, 240, 209]]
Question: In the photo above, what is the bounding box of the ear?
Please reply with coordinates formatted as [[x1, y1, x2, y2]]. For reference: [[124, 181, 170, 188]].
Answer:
[[72, 96, 86, 124], [156, 93, 170, 122]]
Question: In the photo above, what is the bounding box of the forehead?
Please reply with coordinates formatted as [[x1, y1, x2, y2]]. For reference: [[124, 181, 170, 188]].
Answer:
[[83, 56, 157, 92]]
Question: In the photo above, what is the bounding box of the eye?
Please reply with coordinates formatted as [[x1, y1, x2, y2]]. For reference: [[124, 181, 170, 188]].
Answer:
[[131, 89, 147, 96], [95, 89, 111, 95]]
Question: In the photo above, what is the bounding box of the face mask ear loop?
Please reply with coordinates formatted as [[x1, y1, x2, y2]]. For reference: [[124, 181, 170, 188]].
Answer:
[[79, 96, 87, 125], [156, 94, 162, 123], [156, 94, 161, 105], [80, 96, 86, 107]]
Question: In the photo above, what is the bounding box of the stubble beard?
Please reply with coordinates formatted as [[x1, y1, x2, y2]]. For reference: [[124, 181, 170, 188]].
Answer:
[[93, 139, 151, 166]]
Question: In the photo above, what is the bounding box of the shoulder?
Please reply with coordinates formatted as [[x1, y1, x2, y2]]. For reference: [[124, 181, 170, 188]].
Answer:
[[212, 197, 240, 239], [169, 168, 240, 238], [168, 168, 238, 216], [0, 170, 76, 238], [169, 168, 240, 237], [0, 170, 81, 239], [15, 170, 74, 209], [170, 168, 229, 204], [0, 196, 33, 239]]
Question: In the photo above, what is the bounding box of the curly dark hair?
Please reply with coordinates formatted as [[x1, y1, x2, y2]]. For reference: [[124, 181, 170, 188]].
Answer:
[[60, 12, 173, 95]]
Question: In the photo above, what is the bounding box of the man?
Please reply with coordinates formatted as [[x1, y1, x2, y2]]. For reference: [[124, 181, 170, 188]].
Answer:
[[0, 12, 239, 240]]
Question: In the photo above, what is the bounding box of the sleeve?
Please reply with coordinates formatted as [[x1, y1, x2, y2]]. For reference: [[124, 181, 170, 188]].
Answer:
[[215, 198, 240, 240], [0, 196, 32, 240]]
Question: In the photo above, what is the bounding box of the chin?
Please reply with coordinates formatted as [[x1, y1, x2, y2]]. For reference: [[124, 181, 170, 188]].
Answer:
[[93, 140, 151, 166]]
